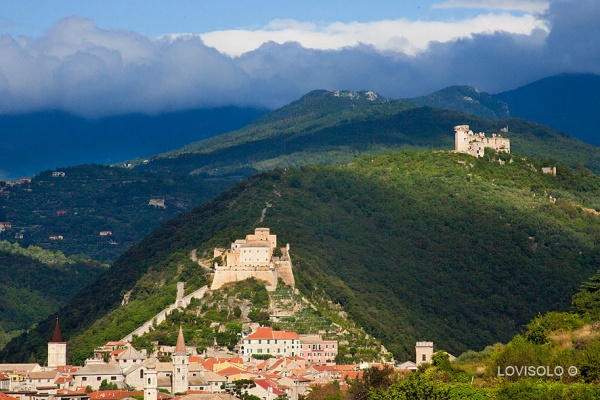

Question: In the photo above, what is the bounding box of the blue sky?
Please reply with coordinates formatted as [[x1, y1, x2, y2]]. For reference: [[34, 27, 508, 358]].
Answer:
[[2, 0, 598, 117], [1, 1, 540, 38]]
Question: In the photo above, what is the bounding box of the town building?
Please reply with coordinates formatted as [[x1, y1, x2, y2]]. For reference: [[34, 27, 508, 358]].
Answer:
[[241, 327, 300, 358], [72, 360, 125, 391], [297, 335, 338, 364]]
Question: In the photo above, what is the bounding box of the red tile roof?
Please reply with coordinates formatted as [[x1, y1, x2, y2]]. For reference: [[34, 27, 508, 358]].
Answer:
[[90, 390, 140, 399], [216, 366, 245, 376], [253, 379, 286, 396], [245, 327, 298, 340]]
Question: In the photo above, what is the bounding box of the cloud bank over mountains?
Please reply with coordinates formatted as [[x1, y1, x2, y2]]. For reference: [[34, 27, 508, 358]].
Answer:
[[0, 0, 597, 117]]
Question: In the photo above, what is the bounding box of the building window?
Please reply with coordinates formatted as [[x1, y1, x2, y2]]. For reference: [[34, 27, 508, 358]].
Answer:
[[97, 377, 101, 381], [82, 377, 87, 381], [422, 354, 427, 361], [111, 376, 117, 381]]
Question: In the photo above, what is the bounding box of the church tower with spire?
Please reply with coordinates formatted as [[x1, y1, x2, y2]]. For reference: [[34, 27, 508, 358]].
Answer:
[[48, 318, 67, 368], [171, 326, 189, 394]]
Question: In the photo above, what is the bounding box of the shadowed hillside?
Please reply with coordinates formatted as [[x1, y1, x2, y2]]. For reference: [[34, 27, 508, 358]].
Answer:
[[4, 150, 600, 362]]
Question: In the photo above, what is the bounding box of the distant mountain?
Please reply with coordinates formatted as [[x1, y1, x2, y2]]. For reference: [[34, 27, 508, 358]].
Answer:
[[494, 73, 600, 146], [134, 89, 600, 178], [0, 107, 267, 180], [4, 150, 600, 363], [403, 86, 510, 120]]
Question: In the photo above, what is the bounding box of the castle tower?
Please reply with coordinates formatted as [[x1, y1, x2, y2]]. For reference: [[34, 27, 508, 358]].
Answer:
[[454, 125, 471, 153], [144, 361, 158, 400], [48, 318, 67, 368], [171, 326, 189, 394], [415, 341, 434, 366]]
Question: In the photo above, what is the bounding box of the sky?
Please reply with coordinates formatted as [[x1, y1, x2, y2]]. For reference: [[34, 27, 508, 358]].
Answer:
[[0, 0, 598, 117]]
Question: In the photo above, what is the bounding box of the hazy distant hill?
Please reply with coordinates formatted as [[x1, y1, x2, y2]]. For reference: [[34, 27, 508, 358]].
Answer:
[[403, 85, 510, 120], [0, 107, 266, 180], [5, 150, 600, 363], [494, 74, 600, 146]]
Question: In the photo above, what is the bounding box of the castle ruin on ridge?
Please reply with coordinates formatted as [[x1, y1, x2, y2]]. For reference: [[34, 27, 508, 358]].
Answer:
[[454, 125, 510, 157], [211, 228, 294, 290]]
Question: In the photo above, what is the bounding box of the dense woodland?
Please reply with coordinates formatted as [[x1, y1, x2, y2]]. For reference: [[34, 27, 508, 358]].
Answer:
[[0, 242, 105, 349], [313, 270, 600, 399], [4, 149, 600, 366], [0, 164, 228, 261]]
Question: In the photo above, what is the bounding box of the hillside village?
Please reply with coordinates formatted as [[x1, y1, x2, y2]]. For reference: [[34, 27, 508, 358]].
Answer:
[[0, 227, 444, 400], [0, 319, 438, 400]]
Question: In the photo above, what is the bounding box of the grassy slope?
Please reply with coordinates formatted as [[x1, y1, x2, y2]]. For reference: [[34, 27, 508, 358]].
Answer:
[[4, 150, 600, 363]]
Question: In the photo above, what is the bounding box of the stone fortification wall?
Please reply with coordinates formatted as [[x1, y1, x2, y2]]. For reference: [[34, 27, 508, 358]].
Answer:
[[276, 260, 295, 287], [211, 268, 277, 290], [121, 285, 207, 342]]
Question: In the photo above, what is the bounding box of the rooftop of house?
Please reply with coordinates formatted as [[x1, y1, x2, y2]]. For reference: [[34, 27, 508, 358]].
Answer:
[[245, 327, 299, 341]]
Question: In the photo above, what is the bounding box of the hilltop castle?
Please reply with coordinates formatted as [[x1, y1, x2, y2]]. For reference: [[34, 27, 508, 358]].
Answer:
[[454, 125, 510, 157], [211, 228, 294, 290]]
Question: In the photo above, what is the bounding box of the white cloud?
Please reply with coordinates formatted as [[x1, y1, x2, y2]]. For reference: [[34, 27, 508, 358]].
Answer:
[[198, 13, 547, 57], [0, 0, 598, 117], [432, 0, 550, 13]]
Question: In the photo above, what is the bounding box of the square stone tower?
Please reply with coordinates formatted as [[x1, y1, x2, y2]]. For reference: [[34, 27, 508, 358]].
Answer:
[[415, 341, 434, 366]]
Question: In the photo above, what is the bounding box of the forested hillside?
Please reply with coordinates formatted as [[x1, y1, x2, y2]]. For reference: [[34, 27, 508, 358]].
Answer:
[[5, 149, 600, 363], [0, 242, 105, 349], [0, 164, 228, 261]]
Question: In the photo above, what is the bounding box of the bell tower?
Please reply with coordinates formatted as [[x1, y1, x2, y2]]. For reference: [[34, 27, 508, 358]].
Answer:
[[171, 326, 189, 394], [48, 318, 67, 368]]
